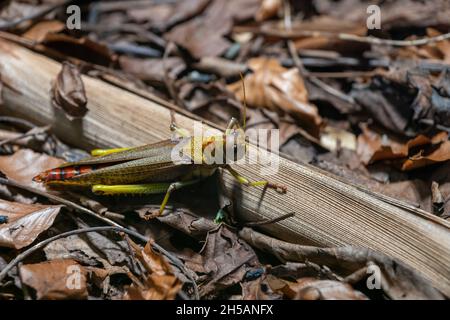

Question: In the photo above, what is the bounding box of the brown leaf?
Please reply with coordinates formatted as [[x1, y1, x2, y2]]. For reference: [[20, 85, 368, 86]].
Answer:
[[0, 72, 3, 106], [284, 278, 368, 300], [124, 239, 181, 300], [0, 199, 62, 249], [255, 0, 281, 21], [398, 29, 450, 63], [0, 149, 64, 189], [20, 259, 88, 300], [241, 276, 282, 300], [239, 228, 444, 299], [356, 125, 448, 165], [119, 56, 185, 84], [22, 20, 65, 42], [52, 62, 88, 120], [228, 57, 323, 137], [402, 140, 450, 171], [180, 225, 259, 297], [42, 33, 114, 66], [166, 0, 260, 59]]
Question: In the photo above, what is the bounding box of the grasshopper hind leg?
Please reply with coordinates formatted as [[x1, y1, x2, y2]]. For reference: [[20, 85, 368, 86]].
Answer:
[[92, 179, 200, 217]]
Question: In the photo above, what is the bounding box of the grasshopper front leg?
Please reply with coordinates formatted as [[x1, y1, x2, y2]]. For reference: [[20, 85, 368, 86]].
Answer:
[[224, 165, 287, 194], [92, 179, 201, 216]]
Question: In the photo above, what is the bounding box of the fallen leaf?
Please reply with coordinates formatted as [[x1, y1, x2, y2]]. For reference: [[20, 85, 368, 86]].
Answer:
[[0, 149, 64, 189], [0, 199, 62, 249], [42, 33, 114, 66], [255, 0, 281, 21], [402, 140, 450, 171], [228, 57, 323, 137], [52, 62, 88, 120], [398, 29, 450, 64], [283, 278, 368, 300], [320, 126, 356, 152], [356, 125, 448, 165], [22, 20, 65, 42], [119, 56, 185, 84], [239, 227, 444, 299], [179, 225, 259, 297], [166, 0, 260, 59], [20, 259, 88, 300], [0, 72, 3, 106], [124, 239, 181, 300], [241, 276, 282, 300]]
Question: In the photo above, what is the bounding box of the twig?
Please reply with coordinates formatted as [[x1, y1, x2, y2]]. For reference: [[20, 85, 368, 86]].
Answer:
[[242, 212, 294, 227], [0, 177, 122, 227], [282, 0, 356, 106], [0, 116, 36, 129], [246, 24, 450, 47], [0, 177, 199, 299], [0, 0, 73, 31], [418, 119, 450, 133], [0, 125, 51, 147]]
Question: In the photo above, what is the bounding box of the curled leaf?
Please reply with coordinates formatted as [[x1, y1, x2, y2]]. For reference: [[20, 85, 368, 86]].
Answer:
[[285, 278, 368, 300], [52, 62, 88, 120], [357, 125, 448, 165], [0, 199, 62, 249], [402, 140, 450, 171], [228, 57, 323, 137], [124, 239, 181, 300]]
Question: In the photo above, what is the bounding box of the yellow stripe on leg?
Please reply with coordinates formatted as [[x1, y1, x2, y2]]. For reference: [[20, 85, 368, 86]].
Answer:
[[92, 183, 171, 195]]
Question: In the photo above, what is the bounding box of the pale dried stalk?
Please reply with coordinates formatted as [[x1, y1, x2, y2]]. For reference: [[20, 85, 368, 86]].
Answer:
[[0, 38, 449, 295]]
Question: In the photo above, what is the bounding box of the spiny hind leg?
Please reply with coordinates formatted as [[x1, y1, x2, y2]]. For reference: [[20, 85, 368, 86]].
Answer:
[[90, 147, 134, 157], [92, 179, 200, 216], [224, 165, 286, 194]]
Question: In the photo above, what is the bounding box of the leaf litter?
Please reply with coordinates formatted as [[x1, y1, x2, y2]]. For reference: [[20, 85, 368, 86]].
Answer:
[[0, 0, 449, 300]]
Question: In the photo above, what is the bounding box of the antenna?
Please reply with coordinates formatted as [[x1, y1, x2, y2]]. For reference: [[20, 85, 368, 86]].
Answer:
[[239, 72, 247, 131]]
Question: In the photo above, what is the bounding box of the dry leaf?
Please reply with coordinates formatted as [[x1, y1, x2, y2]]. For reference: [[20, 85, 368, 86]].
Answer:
[[398, 28, 450, 63], [240, 228, 444, 299], [179, 225, 259, 297], [52, 62, 88, 120], [320, 126, 356, 152], [0, 149, 64, 189], [228, 57, 323, 137], [284, 278, 368, 300], [20, 259, 88, 300], [41, 33, 114, 66], [0, 199, 62, 249], [166, 0, 260, 59], [22, 20, 65, 42], [119, 56, 185, 84], [255, 0, 281, 21], [124, 239, 181, 300], [356, 125, 448, 165], [402, 140, 450, 171]]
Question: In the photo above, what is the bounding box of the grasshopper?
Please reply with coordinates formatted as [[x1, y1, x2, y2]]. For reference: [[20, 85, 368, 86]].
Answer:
[[33, 117, 286, 216]]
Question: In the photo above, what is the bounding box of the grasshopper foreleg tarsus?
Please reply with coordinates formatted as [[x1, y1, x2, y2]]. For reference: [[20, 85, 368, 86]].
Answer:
[[225, 165, 287, 194], [91, 147, 133, 157]]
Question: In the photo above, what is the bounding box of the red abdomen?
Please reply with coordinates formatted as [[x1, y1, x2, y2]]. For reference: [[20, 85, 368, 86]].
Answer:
[[33, 165, 98, 183]]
